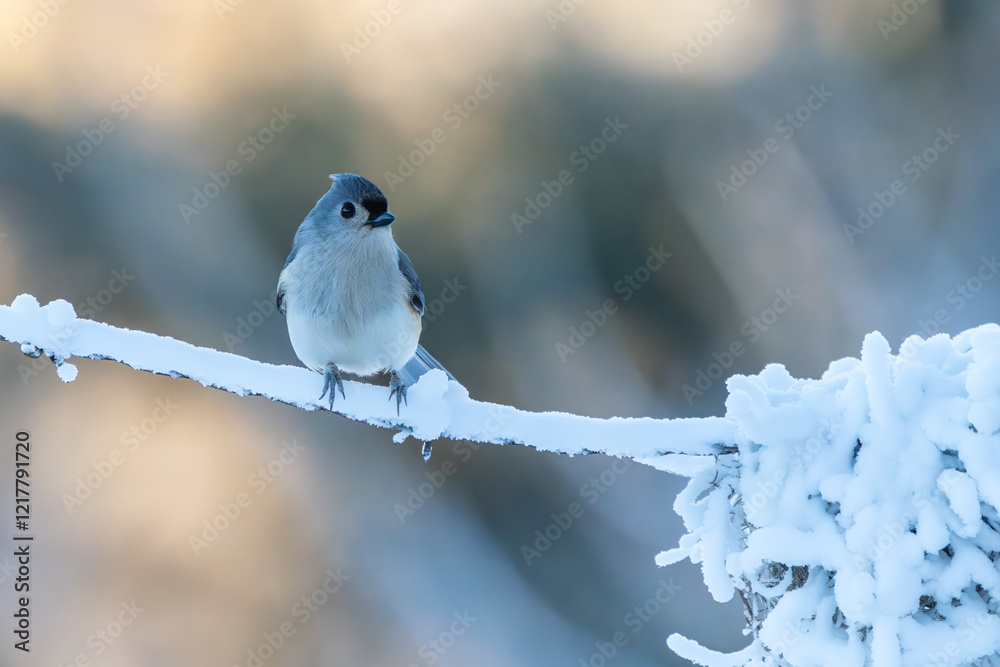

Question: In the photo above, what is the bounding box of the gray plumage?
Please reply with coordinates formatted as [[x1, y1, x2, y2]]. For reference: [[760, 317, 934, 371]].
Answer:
[[277, 173, 452, 412], [398, 344, 454, 387]]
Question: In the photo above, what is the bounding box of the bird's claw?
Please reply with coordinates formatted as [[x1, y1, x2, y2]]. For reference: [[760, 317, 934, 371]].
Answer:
[[318, 363, 345, 410], [388, 372, 408, 415]]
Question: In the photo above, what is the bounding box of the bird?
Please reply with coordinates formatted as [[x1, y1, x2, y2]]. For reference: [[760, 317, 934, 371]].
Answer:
[[276, 173, 453, 414]]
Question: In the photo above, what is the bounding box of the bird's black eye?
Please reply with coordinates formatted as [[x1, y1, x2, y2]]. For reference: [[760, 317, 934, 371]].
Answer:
[[340, 202, 356, 219]]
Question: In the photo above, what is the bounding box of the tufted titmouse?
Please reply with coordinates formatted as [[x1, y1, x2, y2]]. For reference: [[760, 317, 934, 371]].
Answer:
[[277, 174, 453, 413]]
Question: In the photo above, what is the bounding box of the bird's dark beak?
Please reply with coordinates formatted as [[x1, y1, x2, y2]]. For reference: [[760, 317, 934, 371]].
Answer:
[[366, 212, 395, 228]]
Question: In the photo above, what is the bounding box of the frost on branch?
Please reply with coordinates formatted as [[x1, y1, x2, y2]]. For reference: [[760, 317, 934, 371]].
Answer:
[[657, 326, 1000, 666], [0, 294, 730, 458], [5, 294, 1000, 666]]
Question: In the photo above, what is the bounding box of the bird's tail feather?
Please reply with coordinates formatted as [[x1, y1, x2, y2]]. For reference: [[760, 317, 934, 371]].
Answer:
[[397, 344, 455, 387]]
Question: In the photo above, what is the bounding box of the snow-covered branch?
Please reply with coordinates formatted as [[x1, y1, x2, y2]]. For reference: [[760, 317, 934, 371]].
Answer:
[[0, 294, 731, 459], [659, 324, 1000, 667], [6, 293, 1000, 666]]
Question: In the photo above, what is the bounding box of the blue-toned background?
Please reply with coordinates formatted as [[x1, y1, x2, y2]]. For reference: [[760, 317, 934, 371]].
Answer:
[[0, 0, 998, 664]]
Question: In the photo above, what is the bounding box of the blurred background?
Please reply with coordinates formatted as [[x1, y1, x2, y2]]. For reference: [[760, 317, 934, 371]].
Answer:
[[0, 0, 998, 664]]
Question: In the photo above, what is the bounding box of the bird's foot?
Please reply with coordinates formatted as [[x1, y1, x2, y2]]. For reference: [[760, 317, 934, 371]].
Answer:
[[318, 363, 345, 410], [388, 371, 408, 415]]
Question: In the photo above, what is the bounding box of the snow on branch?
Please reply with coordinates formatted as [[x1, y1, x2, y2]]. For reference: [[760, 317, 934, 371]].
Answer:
[[656, 324, 1000, 667], [0, 295, 731, 459], [6, 293, 1000, 666]]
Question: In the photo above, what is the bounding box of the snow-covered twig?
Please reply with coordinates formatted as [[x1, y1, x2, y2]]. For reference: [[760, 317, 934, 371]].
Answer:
[[0, 294, 731, 458], [7, 293, 1000, 666]]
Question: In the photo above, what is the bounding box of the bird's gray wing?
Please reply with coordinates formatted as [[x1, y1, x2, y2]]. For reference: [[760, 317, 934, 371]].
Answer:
[[395, 248, 457, 384], [397, 247, 425, 316], [276, 237, 301, 315]]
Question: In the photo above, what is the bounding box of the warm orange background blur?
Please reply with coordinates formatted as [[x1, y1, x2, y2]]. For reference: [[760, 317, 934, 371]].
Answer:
[[0, 0, 997, 664]]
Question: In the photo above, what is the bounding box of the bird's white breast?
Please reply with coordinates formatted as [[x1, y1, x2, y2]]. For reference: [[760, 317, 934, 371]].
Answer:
[[286, 297, 419, 376], [279, 228, 420, 376]]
